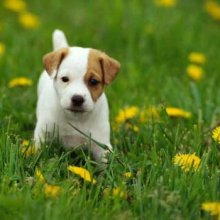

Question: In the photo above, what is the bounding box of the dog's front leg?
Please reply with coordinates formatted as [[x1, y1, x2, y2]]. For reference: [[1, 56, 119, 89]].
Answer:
[[91, 143, 112, 164], [34, 121, 58, 148]]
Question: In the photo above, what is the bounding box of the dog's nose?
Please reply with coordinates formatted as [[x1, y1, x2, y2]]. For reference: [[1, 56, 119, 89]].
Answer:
[[71, 95, 85, 106]]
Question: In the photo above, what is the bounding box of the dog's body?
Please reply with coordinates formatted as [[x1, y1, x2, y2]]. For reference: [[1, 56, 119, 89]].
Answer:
[[34, 30, 120, 162]]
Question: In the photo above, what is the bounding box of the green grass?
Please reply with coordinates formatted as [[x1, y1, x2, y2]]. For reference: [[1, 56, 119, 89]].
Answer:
[[0, 0, 220, 219]]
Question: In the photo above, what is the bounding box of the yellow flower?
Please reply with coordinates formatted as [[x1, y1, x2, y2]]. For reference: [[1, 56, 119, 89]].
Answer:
[[103, 187, 127, 199], [125, 123, 139, 132], [67, 166, 96, 184], [19, 12, 40, 29], [0, 43, 6, 57], [139, 106, 160, 123], [20, 139, 37, 157], [132, 125, 139, 132], [205, 1, 220, 20], [155, 0, 177, 8], [22, 146, 37, 157], [4, 0, 26, 12], [201, 202, 220, 217], [188, 52, 206, 64], [186, 64, 204, 81], [35, 168, 61, 198], [8, 77, 33, 88], [212, 126, 220, 143], [44, 183, 61, 198], [166, 107, 191, 119], [21, 139, 29, 146], [173, 153, 201, 172], [35, 168, 46, 184], [115, 106, 139, 124], [112, 187, 127, 198], [124, 172, 132, 178]]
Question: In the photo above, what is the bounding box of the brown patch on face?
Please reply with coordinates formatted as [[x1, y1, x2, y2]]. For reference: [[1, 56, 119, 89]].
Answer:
[[84, 49, 104, 102], [84, 49, 121, 102], [43, 47, 69, 76]]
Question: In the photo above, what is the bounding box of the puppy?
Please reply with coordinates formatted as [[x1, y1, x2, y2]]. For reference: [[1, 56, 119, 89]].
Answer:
[[34, 30, 120, 162]]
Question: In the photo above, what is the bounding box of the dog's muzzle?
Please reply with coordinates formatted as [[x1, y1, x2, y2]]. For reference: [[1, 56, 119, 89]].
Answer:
[[71, 95, 85, 106], [67, 95, 85, 113]]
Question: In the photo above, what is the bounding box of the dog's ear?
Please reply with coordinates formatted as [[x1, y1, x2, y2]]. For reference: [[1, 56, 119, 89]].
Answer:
[[43, 48, 69, 77], [99, 53, 121, 85]]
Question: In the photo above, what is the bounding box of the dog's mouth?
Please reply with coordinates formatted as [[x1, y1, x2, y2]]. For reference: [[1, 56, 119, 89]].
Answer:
[[66, 107, 86, 113]]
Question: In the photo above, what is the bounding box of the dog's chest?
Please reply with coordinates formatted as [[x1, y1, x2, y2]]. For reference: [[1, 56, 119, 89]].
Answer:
[[62, 134, 88, 149], [58, 120, 92, 149]]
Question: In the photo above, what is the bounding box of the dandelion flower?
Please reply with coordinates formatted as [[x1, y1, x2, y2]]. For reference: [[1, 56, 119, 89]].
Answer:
[[19, 12, 40, 29], [0, 43, 5, 57], [173, 153, 201, 172], [140, 106, 160, 123], [112, 187, 127, 198], [201, 202, 220, 217], [166, 107, 191, 119], [103, 187, 127, 199], [22, 145, 37, 157], [68, 166, 96, 184], [186, 64, 204, 81], [204, 1, 220, 21], [115, 106, 139, 124], [155, 0, 177, 8], [21, 139, 29, 146], [35, 168, 46, 184], [124, 172, 132, 178], [188, 52, 206, 64], [44, 183, 61, 198], [125, 123, 139, 132], [212, 126, 220, 143], [20, 139, 37, 157], [8, 77, 33, 88], [132, 125, 139, 132], [4, 0, 26, 12], [35, 168, 61, 198]]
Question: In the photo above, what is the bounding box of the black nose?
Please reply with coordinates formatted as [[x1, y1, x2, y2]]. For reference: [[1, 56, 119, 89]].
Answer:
[[71, 95, 84, 106]]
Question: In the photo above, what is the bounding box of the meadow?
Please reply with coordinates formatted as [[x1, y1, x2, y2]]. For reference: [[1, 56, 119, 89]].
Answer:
[[0, 0, 220, 219]]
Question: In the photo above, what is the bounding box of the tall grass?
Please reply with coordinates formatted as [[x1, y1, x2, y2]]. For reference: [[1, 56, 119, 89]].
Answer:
[[0, 0, 220, 219]]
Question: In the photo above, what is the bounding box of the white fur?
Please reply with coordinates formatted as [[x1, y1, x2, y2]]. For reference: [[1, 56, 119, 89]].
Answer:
[[53, 29, 68, 50], [34, 30, 112, 162]]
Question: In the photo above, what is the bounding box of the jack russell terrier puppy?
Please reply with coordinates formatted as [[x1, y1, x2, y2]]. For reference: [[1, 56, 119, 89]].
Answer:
[[34, 30, 120, 162]]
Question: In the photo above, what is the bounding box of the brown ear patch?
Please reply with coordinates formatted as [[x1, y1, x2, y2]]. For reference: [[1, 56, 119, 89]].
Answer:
[[99, 53, 121, 85], [43, 47, 69, 76], [84, 49, 104, 102], [84, 49, 120, 102]]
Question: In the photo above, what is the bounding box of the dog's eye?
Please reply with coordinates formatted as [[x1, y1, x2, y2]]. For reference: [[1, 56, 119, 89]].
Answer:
[[89, 78, 99, 86], [61, 76, 69, 83]]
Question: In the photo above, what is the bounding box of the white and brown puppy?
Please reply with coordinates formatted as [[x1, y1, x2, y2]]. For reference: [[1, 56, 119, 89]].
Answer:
[[34, 30, 120, 162]]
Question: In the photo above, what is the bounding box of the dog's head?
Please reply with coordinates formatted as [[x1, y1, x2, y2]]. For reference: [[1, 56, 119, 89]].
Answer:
[[43, 47, 120, 113]]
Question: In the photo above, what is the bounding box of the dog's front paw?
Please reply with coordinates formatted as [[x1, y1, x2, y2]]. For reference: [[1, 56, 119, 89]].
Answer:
[[92, 145, 112, 164]]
